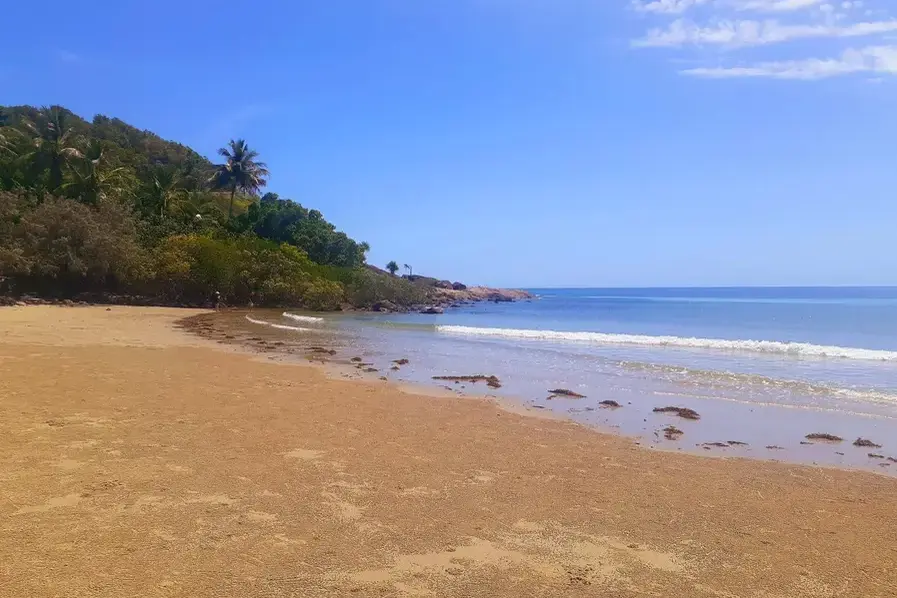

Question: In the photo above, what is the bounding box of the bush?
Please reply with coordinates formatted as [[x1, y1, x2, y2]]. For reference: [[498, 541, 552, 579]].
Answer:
[[0, 193, 420, 311], [1, 194, 148, 295], [329, 267, 427, 308], [152, 235, 344, 309], [0, 191, 32, 283]]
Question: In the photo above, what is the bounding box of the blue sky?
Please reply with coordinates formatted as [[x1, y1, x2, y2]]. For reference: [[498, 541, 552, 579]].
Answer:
[[3, 0, 897, 287]]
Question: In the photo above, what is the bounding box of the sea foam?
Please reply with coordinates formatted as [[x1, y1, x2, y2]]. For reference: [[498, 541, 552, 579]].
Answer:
[[282, 312, 324, 323], [435, 325, 897, 362], [245, 315, 312, 332]]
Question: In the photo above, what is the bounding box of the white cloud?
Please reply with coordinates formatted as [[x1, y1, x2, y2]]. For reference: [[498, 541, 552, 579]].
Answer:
[[681, 45, 897, 78], [632, 0, 826, 13], [729, 0, 826, 12], [633, 0, 712, 14], [631, 0, 897, 80], [634, 17, 897, 47]]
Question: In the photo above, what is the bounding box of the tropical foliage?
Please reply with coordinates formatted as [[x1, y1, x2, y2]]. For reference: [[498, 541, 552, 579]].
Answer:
[[0, 105, 423, 308], [211, 139, 270, 220]]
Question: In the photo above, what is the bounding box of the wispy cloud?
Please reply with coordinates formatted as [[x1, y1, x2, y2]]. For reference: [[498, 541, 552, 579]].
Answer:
[[682, 45, 897, 78], [635, 18, 897, 47], [632, 0, 826, 14], [630, 0, 897, 80], [633, 0, 711, 15], [730, 0, 827, 12]]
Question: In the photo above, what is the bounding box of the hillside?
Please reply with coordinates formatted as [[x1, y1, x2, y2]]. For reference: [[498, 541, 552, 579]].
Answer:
[[0, 105, 528, 311], [0, 105, 423, 308]]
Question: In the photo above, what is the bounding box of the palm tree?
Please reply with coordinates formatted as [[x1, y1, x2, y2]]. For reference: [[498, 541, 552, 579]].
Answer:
[[62, 139, 130, 205], [209, 139, 269, 220], [19, 106, 83, 193], [170, 190, 224, 225], [386, 261, 399, 276], [150, 165, 184, 218], [0, 125, 27, 190]]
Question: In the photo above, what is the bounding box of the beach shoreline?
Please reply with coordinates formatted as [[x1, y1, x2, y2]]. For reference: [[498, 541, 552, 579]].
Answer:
[[2, 305, 896, 597], [187, 308, 897, 476]]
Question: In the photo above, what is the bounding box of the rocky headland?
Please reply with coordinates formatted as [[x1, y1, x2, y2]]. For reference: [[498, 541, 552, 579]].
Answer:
[[370, 274, 532, 314]]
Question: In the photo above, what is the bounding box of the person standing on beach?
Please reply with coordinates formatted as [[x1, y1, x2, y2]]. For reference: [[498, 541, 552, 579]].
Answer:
[[214, 291, 221, 310]]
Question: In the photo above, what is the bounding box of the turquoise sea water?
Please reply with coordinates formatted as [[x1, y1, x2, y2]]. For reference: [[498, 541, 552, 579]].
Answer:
[[245, 287, 897, 472]]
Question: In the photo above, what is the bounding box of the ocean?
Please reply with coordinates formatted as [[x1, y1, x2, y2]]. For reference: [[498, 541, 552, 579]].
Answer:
[[239, 287, 897, 472]]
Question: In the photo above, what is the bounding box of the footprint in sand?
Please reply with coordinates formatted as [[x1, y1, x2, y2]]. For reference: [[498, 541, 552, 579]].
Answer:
[[52, 459, 85, 470], [66, 439, 100, 449], [320, 491, 363, 521], [470, 470, 496, 484], [329, 480, 369, 495], [185, 494, 235, 506], [284, 449, 325, 461], [244, 510, 278, 524], [513, 520, 545, 533], [271, 533, 307, 548], [14, 493, 83, 515], [341, 523, 687, 594], [400, 486, 441, 498]]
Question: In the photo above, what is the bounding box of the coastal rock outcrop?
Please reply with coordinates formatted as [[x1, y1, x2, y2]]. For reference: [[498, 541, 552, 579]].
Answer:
[[424, 285, 533, 308], [372, 300, 399, 312]]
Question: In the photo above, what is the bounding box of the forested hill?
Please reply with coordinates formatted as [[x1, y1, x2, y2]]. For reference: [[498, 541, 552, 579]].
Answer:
[[0, 104, 422, 309], [1, 105, 214, 193]]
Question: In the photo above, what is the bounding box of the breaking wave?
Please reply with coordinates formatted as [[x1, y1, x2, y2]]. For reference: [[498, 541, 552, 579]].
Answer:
[[435, 325, 897, 362], [282, 312, 324, 323], [245, 315, 312, 332]]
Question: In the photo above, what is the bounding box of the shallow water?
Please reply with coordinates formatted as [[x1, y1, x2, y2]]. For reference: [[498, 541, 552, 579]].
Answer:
[[230, 287, 897, 475]]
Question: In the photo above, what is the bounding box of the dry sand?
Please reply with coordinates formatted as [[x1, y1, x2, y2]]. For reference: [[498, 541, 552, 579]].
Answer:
[[1, 306, 895, 597]]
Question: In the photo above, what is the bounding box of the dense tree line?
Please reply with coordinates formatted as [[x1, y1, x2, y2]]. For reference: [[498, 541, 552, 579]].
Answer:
[[0, 105, 422, 308]]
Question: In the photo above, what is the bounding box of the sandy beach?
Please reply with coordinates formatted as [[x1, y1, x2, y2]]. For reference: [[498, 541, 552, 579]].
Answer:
[[1, 306, 895, 597]]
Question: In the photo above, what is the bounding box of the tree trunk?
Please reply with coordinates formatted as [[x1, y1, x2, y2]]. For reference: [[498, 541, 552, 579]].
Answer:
[[50, 156, 63, 193], [228, 184, 236, 220]]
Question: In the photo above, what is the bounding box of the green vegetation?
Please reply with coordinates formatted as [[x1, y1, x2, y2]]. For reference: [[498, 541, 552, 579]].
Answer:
[[386, 261, 399, 276], [0, 105, 424, 309], [211, 139, 270, 220]]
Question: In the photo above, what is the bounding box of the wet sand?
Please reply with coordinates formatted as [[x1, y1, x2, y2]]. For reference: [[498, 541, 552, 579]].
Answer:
[[1, 306, 896, 597], [205, 309, 897, 474]]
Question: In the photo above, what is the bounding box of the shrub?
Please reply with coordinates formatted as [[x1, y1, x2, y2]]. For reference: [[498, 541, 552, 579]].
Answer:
[[1, 195, 147, 295], [328, 267, 427, 308], [152, 235, 344, 309]]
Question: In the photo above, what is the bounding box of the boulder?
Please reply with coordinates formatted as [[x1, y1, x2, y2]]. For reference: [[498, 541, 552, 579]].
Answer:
[[404, 274, 440, 286], [434, 280, 454, 290], [372, 300, 399, 312], [420, 306, 445, 315], [452, 282, 467, 291]]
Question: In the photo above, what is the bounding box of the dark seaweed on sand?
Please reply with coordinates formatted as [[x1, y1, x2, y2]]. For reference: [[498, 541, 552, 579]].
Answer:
[[653, 406, 701, 420], [805, 433, 843, 442], [433, 375, 502, 389], [548, 389, 586, 398]]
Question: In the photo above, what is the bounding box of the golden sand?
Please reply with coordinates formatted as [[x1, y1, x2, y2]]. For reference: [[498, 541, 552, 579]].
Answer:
[[1, 306, 895, 597]]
